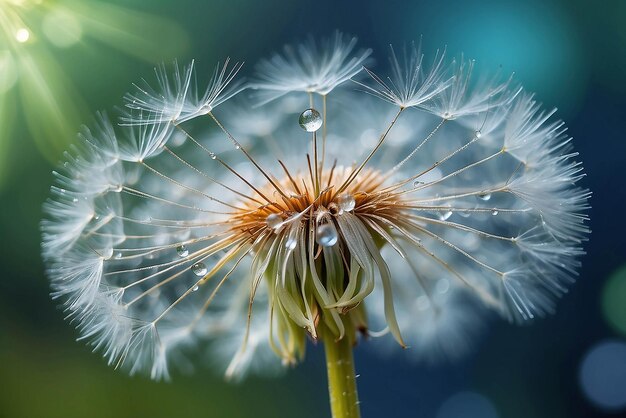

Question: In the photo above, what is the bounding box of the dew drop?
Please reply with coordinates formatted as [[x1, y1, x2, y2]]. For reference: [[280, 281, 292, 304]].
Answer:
[[438, 209, 453, 221], [475, 130, 482, 138], [316, 223, 338, 247], [191, 262, 207, 276], [209, 152, 217, 160], [413, 180, 425, 187], [113, 252, 123, 259], [101, 248, 114, 260], [176, 245, 189, 257], [298, 108, 323, 132], [478, 193, 491, 201], [337, 193, 356, 213], [235, 144, 241, 150], [491, 210, 499, 216], [191, 285, 199, 292], [72, 198, 78, 203], [266, 213, 283, 229], [285, 237, 297, 250]]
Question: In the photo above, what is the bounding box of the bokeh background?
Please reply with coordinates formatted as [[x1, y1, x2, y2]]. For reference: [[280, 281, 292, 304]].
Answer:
[[1, 0, 625, 417]]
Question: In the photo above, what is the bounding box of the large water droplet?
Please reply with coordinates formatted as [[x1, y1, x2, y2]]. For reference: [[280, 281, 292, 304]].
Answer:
[[266, 213, 283, 229], [191, 262, 207, 276], [337, 193, 356, 213], [176, 245, 189, 257], [478, 193, 491, 201], [191, 285, 199, 292], [316, 223, 338, 247], [299, 108, 323, 132]]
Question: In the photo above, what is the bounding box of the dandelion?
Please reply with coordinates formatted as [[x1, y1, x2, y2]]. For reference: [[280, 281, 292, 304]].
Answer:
[[42, 33, 590, 418]]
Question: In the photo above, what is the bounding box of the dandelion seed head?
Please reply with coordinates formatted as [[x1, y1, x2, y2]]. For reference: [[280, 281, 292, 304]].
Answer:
[[42, 33, 589, 379]]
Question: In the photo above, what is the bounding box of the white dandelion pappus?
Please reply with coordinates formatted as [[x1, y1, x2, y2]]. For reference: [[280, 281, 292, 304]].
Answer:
[[368, 243, 487, 362], [250, 31, 372, 104], [122, 59, 245, 126], [42, 33, 589, 381], [354, 42, 453, 109], [420, 56, 521, 120]]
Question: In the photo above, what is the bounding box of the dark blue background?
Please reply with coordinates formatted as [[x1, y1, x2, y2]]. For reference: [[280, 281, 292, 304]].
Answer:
[[1, 1, 624, 417]]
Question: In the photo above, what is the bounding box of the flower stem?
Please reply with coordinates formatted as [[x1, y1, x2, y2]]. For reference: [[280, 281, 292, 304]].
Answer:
[[323, 334, 361, 418]]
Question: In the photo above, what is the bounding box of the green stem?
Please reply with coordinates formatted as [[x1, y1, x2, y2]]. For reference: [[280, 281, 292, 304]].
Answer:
[[323, 335, 361, 418]]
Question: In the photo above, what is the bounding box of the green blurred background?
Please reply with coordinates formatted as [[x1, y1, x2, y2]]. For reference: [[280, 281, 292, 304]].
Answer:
[[1, 1, 625, 417]]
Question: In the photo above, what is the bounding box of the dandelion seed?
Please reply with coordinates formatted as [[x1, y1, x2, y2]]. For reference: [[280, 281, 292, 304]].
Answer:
[[122, 59, 245, 126], [42, 34, 589, 418], [355, 41, 452, 109], [250, 31, 372, 104]]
